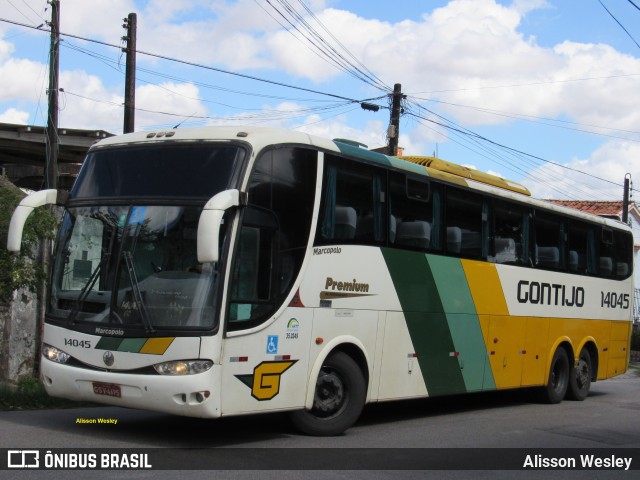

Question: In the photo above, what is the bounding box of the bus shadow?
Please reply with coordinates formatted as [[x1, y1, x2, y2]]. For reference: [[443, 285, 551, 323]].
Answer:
[[357, 388, 534, 429], [0, 387, 608, 448]]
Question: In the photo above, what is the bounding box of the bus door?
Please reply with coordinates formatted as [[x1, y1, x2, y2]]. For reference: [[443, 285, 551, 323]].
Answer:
[[217, 146, 319, 416]]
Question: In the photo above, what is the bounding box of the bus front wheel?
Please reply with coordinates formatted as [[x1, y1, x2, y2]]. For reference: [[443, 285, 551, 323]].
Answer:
[[566, 348, 592, 401], [290, 351, 366, 436], [537, 347, 570, 404]]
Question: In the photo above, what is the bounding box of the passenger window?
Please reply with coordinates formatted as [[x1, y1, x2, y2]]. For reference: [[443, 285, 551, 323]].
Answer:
[[389, 172, 441, 251], [445, 189, 486, 259], [614, 230, 633, 279], [316, 156, 386, 245], [491, 202, 528, 265], [534, 213, 565, 270], [567, 223, 598, 275], [599, 228, 614, 277]]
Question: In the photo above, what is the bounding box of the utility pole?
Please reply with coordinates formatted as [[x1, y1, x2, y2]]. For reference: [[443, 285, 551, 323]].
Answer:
[[387, 83, 405, 156], [46, 0, 60, 189], [123, 13, 137, 134], [622, 173, 631, 224]]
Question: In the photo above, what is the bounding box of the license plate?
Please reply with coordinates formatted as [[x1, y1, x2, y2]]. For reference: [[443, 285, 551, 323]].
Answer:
[[92, 382, 121, 398]]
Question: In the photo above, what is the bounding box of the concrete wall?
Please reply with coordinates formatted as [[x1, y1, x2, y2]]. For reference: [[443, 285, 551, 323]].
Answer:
[[0, 288, 38, 385]]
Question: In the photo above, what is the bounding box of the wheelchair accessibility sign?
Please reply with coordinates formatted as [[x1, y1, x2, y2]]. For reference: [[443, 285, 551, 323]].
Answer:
[[266, 335, 278, 354]]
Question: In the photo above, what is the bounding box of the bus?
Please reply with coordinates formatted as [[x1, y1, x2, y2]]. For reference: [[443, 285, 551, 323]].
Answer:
[[7, 126, 634, 436]]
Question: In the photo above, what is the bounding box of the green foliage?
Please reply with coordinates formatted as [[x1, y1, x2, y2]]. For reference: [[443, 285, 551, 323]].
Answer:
[[0, 376, 94, 410], [0, 177, 58, 303]]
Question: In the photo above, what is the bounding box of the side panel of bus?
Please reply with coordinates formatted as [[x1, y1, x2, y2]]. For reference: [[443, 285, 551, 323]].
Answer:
[[219, 306, 314, 416]]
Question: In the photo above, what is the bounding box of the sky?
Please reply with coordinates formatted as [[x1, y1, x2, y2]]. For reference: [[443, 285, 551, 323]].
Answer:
[[0, 0, 639, 201]]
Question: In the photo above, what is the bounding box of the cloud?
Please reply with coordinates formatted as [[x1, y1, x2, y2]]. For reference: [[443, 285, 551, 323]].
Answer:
[[1, 0, 638, 204], [0, 57, 47, 103], [54, 71, 211, 132], [6, 0, 639, 133], [0, 107, 30, 124], [523, 139, 639, 200], [135, 82, 208, 128], [56, 0, 136, 40]]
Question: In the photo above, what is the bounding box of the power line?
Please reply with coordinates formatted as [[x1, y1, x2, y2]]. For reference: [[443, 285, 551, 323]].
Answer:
[[404, 101, 624, 191], [412, 96, 640, 142], [61, 89, 362, 126], [0, 14, 631, 198], [0, 16, 377, 104], [259, 0, 389, 91], [5, 0, 41, 26], [404, 103, 587, 198], [408, 72, 640, 95], [61, 40, 374, 106], [598, 0, 640, 50]]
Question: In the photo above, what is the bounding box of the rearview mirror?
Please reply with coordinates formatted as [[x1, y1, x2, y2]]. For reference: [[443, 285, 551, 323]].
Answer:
[[197, 189, 244, 263], [7, 189, 60, 252]]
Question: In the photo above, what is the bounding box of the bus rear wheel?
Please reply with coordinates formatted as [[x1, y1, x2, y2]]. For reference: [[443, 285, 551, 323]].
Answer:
[[537, 347, 569, 404], [566, 348, 592, 401], [290, 351, 366, 436]]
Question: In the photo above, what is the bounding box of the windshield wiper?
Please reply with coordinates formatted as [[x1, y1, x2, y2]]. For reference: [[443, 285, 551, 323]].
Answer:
[[66, 253, 109, 326], [122, 251, 155, 333]]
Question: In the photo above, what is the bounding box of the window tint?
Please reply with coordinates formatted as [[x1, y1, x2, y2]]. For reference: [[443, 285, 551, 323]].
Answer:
[[316, 156, 386, 245], [598, 228, 615, 278], [310, 149, 633, 281], [73, 144, 245, 199], [491, 201, 529, 265], [567, 222, 596, 275], [389, 172, 441, 251], [614, 230, 633, 279], [534, 213, 565, 270], [228, 147, 317, 330], [445, 189, 486, 259]]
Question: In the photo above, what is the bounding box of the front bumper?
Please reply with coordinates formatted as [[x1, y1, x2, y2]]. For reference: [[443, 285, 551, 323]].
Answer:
[[41, 357, 222, 418]]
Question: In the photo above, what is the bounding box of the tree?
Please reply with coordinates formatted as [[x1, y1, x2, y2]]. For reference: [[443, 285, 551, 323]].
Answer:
[[0, 176, 57, 304]]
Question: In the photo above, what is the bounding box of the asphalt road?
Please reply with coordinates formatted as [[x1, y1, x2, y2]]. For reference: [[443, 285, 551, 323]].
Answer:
[[1, 367, 639, 479]]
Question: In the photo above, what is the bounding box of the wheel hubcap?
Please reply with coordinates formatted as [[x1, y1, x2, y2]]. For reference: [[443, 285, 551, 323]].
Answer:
[[313, 371, 345, 416], [576, 360, 589, 388]]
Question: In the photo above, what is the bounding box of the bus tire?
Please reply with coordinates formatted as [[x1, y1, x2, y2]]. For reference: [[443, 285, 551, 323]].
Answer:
[[290, 351, 366, 436], [566, 348, 592, 401], [537, 347, 570, 404]]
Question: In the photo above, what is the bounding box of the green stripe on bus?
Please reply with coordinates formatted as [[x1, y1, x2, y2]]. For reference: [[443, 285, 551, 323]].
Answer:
[[381, 248, 466, 396], [333, 141, 393, 167], [427, 255, 496, 392], [118, 338, 149, 353], [95, 336, 123, 351]]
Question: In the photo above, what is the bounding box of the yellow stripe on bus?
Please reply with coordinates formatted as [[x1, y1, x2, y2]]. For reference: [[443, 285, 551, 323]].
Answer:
[[139, 337, 175, 355], [460, 260, 508, 316]]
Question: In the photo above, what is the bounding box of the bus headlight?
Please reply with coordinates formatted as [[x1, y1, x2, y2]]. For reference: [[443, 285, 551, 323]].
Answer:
[[43, 344, 71, 364], [153, 360, 213, 376]]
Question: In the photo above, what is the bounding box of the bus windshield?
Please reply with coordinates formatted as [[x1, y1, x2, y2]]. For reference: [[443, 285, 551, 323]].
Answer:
[[48, 143, 246, 333]]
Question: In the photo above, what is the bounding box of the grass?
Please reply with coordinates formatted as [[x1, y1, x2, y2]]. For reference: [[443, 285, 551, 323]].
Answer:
[[0, 376, 95, 411]]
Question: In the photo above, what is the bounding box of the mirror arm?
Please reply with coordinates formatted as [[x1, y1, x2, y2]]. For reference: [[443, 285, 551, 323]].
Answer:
[[7, 189, 61, 252], [197, 189, 245, 263]]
